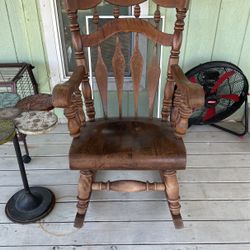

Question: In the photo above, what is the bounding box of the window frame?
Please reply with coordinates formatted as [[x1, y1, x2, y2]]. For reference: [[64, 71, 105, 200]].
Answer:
[[39, 1, 148, 85], [39, 0, 164, 117], [86, 15, 165, 93]]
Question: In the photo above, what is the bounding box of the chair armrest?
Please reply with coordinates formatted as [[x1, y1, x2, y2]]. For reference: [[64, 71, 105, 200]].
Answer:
[[170, 64, 205, 138], [52, 66, 86, 138], [52, 66, 85, 108], [171, 64, 204, 109]]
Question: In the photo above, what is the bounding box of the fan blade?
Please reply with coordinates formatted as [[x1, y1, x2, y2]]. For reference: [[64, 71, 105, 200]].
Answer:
[[203, 107, 216, 121], [189, 75, 197, 84], [219, 94, 240, 102], [211, 70, 235, 94]]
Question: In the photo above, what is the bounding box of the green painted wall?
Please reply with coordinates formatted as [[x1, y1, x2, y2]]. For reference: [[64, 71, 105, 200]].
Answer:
[[150, 0, 250, 107], [0, 0, 50, 93], [0, 0, 250, 117]]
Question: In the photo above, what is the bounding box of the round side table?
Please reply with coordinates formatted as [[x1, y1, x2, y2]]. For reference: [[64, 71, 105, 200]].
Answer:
[[14, 111, 58, 135], [0, 119, 55, 223], [15, 93, 54, 162]]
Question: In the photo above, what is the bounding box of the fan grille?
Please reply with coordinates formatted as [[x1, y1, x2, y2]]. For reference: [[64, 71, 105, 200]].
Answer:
[[186, 62, 248, 125]]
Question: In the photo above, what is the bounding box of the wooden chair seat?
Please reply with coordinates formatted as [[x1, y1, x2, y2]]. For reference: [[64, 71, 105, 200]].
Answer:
[[69, 117, 186, 170]]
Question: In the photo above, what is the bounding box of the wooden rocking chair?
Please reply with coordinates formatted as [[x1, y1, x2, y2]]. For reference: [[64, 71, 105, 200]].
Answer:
[[52, 0, 204, 229]]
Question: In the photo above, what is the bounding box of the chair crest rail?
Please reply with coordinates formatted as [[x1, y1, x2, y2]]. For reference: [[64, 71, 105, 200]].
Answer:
[[105, 0, 146, 6], [153, 0, 190, 9], [64, 0, 189, 10], [64, 0, 102, 10], [81, 18, 173, 47]]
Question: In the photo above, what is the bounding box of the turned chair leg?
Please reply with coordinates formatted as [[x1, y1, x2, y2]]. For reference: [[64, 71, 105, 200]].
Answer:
[[162, 170, 184, 229], [74, 170, 93, 228]]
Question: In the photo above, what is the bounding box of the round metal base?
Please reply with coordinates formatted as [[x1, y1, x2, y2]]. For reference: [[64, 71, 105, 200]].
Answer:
[[22, 154, 31, 164], [5, 187, 55, 223]]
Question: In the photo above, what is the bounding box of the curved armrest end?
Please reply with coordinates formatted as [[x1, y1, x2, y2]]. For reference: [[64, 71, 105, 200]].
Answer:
[[187, 84, 205, 109], [52, 83, 74, 108], [171, 64, 205, 109], [52, 66, 85, 108]]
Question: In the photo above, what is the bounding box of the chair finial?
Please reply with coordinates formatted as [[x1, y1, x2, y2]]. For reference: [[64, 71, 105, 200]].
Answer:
[[134, 4, 141, 18], [113, 5, 120, 18]]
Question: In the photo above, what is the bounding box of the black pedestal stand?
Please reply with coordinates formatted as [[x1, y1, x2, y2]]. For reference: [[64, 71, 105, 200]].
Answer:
[[22, 136, 31, 163], [18, 133, 31, 163], [5, 134, 55, 223]]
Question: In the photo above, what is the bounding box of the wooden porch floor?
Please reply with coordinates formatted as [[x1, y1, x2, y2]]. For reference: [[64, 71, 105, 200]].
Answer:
[[0, 124, 250, 249]]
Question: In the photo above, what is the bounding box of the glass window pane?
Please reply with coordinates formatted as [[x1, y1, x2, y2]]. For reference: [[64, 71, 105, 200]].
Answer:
[[89, 19, 132, 77], [57, 0, 130, 76]]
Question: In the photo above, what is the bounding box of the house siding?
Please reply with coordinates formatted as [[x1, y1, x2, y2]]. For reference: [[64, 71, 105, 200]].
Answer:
[[0, 0, 249, 116], [0, 0, 50, 93]]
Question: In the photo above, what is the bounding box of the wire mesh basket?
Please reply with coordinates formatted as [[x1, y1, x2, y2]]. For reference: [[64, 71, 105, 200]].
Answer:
[[0, 63, 38, 98]]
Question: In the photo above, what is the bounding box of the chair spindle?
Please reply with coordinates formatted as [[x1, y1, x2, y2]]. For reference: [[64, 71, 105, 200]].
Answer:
[[112, 36, 125, 118], [131, 33, 143, 117], [147, 45, 161, 118], [112, 6, 125, 117], [64, 99, 81, 138], [147, 6, 162, 118], [134, 4, 141, 18], [162, 8, 187, 121], [74, 89, 86, 127], [93, 8, 109, 118], [82, 73, 95, 121], [130, 5, 143, 117], [95, 47, 109, 118], [67, 9, 95, 121]]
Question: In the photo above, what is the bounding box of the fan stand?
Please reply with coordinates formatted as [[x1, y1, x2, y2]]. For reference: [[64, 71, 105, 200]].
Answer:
[[211, 99, 249, 136]]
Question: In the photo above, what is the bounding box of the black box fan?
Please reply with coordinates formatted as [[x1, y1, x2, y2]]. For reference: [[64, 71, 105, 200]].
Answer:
[[185, 61, 249, 136]]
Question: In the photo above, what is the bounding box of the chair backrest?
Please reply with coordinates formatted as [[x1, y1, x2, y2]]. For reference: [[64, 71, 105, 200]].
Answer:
[[63, 0, 190, 120]]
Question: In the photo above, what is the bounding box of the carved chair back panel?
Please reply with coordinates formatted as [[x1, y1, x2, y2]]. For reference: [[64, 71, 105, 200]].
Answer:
[[63, 0, 190, 119]]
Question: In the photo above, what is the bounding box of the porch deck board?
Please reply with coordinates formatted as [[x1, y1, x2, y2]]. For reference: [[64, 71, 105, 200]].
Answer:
[[0, 125, 249, 249]]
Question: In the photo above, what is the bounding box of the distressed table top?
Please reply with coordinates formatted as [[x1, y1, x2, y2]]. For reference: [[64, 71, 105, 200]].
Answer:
[[15, 93, 54, 111], [14, 111, 58, 135], [0, 119, 15, 145]]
